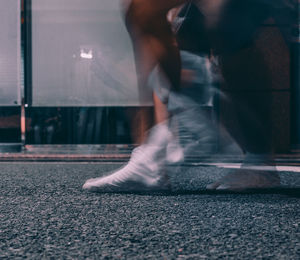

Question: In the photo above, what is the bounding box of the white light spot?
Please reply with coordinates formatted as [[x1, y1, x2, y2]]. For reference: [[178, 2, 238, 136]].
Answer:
[[80, 50, 93, 59]]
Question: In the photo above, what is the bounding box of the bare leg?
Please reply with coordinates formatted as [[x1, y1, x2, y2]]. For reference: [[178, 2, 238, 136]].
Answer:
[[126, 92, 170, 145], [153, 93, 169, 123], [124, 0, 189, 94]]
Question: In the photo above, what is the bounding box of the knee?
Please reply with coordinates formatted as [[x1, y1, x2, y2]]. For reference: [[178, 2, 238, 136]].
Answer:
[[124, 0, 159, 32]]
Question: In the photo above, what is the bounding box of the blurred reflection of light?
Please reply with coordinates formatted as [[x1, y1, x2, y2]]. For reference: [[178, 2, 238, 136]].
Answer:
[[80, 50, 93, 59]]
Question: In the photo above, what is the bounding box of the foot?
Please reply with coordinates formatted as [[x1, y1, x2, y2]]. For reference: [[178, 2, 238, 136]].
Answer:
[[206, 169, 281, 192], [83, 146, 171, 193], [83, 121, 174, 193], [83, 168, 170, 193], [82, 122, 183, 193]]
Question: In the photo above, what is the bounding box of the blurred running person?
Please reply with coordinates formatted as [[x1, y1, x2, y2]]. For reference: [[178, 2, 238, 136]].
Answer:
[[83, 0, 296, 192]]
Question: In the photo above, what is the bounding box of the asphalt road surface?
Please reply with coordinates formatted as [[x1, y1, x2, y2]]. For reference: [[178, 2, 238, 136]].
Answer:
[[0, 162, 299, 259]]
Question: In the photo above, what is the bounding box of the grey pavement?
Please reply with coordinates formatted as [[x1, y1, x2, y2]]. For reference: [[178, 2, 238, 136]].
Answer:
[[0, 162, 299, 259]]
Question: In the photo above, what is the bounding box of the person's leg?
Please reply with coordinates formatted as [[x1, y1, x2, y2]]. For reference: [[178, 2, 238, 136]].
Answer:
[[206, 2, 282, 190], [82, 88, 185, 192], [83, 76, 175, 192], [82, 103, 173, 192], [83, 1, 190, 192], [124, 0, 188, 94], [153, 93, 169, 124]]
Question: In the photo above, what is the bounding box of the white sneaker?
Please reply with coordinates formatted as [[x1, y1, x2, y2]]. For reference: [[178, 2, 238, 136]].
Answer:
[[83, 123, 172, 193]]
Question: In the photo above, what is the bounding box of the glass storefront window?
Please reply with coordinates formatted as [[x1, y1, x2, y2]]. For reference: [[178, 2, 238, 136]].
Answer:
[[0, 0, 298, 153], [0, 0, 21, 106], [29, 0, 152, 107]]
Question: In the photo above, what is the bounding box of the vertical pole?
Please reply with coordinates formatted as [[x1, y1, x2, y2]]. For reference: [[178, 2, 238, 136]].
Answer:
[[290, 2, 300, 151], [21, 98, 26, 148], [21, 0, 32, 149], [20, 0, 26, 149], [24, 0, 32, 107]]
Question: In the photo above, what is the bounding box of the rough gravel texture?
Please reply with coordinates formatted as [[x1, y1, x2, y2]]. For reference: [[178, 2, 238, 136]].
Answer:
[[0, 163, 299, 259]]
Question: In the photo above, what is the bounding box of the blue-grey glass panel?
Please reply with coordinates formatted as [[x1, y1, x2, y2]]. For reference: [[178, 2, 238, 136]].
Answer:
[[0, 0, 21, 106]]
